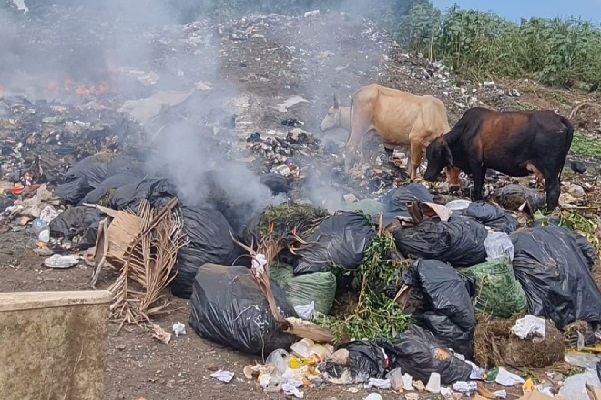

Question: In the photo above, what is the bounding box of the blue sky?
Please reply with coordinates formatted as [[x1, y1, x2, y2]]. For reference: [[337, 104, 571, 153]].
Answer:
[[431, 0, 601, 23]]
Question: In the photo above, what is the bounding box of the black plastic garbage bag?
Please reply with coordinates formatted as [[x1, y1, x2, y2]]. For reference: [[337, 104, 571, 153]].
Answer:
[[392, 218, 487, 267], [460, 201, 519, 234], [171, 206, 242, 299], [492, 184, 546, 212], [110, 178, 178, 210], [62, 155, 109, 187], [293, 211, 376, 275], [54, 177, 93, 206], [322, 341, 388, 383], [403, 259, 476, 358], [260, 173, 291, 195], [568, 229, 598, 271], [189, 264, 298, 355], [511, 226, 601, 330], [381, 326, 473, 385], [382, 184, 433, 216], [55, 155, 144, 205], [80, 173, 142, 206], [49, 206, 103, 249]]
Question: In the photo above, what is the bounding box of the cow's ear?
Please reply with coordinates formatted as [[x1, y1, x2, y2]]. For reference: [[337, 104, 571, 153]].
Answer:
[[333, 94, 339, 108]]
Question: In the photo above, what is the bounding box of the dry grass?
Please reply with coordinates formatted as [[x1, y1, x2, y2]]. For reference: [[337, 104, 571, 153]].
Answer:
[[474, 315, 565, 370]]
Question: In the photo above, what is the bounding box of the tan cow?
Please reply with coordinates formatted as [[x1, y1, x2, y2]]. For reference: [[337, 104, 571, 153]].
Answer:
[[342, 83, 459, 185], [320, 94, 351, 132]]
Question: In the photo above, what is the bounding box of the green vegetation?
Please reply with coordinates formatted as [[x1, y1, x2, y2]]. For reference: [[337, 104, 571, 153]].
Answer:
[[192, 0, 601, 88], [570, 131, 601, 158], [400, 5, 601, 87], [316, 233, 412, 343]]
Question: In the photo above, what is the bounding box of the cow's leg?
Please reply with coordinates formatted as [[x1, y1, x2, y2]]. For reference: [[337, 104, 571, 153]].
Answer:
[[526, 162, 545, 188], [344, 117, 370, 173], [469, 161, 486, 201], [384, 147, 393, 161], [410, 139, 424, 182], [445, 166, 461, 190], [542, 168, 561, 211]]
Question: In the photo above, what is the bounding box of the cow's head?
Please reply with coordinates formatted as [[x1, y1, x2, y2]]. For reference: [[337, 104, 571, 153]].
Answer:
[[424, 137, 453, 182], [320, 94, 341, 132]]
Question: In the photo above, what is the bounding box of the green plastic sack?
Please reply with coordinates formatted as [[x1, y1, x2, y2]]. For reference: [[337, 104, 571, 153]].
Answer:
[[462, 256, 527, 318], [271, 264, 336, 315]]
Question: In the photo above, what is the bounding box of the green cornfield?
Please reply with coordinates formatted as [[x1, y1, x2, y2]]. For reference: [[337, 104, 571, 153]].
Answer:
[[395, 4, 601, 87]]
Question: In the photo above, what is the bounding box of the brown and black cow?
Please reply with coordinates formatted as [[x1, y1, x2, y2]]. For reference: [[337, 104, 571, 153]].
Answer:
[[423, 107, 574, 211]]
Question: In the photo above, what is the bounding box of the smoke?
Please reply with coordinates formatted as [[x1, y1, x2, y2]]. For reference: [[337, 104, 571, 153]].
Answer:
[[0, 0, 409, 223]]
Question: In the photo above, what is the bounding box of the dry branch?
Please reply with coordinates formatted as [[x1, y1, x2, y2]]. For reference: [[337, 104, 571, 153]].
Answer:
[[231, 230, 334, 344], [93, 198, 187, 332]]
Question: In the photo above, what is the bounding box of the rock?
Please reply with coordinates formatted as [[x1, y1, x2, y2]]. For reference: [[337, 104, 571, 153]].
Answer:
[[273, 164, 291, 176], [343, 193, 358, 204], [116, 344, 126, 351], [568, 183, 586, 198]]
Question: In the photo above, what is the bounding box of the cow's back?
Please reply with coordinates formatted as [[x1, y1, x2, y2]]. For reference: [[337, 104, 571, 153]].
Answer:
[[420, 95, 451, 135]]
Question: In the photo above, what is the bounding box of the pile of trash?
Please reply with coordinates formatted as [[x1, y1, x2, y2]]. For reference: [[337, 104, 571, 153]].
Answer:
[[17, 158, 600, 399]]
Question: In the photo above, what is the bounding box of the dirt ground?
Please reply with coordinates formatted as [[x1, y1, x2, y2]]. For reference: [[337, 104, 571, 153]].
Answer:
[[2, 6, 601, 400], [0, 233, 423, 400]]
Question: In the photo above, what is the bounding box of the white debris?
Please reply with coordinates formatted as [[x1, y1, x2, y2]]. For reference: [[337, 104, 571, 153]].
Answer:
[[365, 378, 391, 390], [44, 254, 80, 269], [172, 322, 186, 337], [210, 370, 234, 383], [511, 315, 546, 339], [495, 367, 525, 386]]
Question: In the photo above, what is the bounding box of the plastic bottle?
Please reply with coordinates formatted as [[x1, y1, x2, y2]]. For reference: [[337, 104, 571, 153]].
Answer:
[[32, 218, 50, 243]]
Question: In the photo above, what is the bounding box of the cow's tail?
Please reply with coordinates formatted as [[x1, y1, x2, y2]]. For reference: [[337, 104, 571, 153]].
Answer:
[[559, 115, 574, 176]]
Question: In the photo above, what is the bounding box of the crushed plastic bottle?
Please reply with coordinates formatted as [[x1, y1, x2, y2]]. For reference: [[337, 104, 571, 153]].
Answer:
[[32, 218, 50, 243]]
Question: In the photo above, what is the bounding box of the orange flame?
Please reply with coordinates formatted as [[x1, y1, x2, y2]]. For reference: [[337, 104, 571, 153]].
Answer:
[[42, 78, 112, 98]]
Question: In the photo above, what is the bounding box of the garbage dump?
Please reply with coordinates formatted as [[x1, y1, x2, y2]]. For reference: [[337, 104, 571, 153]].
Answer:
[[170, 206, 242, 299], [511, 225, 601, 330], [293, 211, 376, 275], [458, 201, 520, 234], [402, 259, 476, 359], [189, 264, 299, 356], [474, 315, 565, 369], [271, 263, 337, 316], [462, 231, 528, 318], [392, 217, 488, 267]]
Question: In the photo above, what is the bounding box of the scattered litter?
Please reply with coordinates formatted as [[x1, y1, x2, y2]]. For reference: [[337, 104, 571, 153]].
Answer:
[[426, 372, 441, 393], [453, 381, 477, 395], [210, 370, 234, 383], [494, 367, 525, 386], [512, 315, 546, 339], [363, 394, 382, 400], [365, 378, 391, 389], [44, 254, 80, 269], [275, 95, 310, 112], [172, 322, 186, 337]]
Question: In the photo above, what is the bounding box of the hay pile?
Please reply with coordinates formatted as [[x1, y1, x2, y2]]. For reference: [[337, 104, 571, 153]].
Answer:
[[474, 315, 565, 369], [256, 203, 329, 244]]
